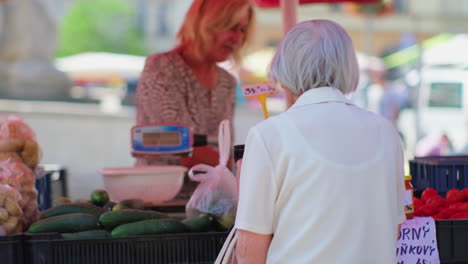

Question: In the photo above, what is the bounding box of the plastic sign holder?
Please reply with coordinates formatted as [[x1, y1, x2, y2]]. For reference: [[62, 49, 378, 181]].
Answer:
[[242, 83, 279, 119]]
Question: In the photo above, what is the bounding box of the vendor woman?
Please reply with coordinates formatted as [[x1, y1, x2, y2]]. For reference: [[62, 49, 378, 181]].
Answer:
[[135, 0, 255, 168]]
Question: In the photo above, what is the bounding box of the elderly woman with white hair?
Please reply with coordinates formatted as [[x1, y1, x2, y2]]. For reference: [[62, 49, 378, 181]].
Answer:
[[234, 19, 406, 264]]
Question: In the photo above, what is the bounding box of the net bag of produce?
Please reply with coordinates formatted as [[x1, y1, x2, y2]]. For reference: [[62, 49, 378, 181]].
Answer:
[[186, 120, 238, 222], [0, 114, 42, 169], [0, 159, 39, 232], [0, 183, 23, 236], [9, 161, 39, 227], [0, 115, 41, 231]]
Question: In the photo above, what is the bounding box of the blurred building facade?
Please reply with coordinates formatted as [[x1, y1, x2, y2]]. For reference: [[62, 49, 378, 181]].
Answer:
[[42, 0, 468, 56], [0, 0, 72, 100], [254, 0, 468, 56], [43, 0, 190, 54]]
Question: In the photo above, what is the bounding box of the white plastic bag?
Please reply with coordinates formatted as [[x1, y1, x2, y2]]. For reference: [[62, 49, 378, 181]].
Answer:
[[186, 120, 238, 220]]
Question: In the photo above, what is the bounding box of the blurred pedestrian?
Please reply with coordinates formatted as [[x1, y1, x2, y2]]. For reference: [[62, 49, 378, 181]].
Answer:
[[366, 58, 406, 128], [415, 133, 453, 157], [463, 120, 468, 154]]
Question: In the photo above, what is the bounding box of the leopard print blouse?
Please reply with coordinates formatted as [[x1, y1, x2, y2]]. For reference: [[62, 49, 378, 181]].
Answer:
[[135, 50, 236, 165]]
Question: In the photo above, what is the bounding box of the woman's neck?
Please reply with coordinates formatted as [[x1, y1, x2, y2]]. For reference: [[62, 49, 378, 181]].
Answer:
[[176, 46, 217, 74], [176, 46, 219, 91]]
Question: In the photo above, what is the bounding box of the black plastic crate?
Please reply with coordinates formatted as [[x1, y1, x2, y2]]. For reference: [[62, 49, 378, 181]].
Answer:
[[0, 234, 24, 264], [409, 156, 468, 193], [24, 232, 228, 264], [436, 220, 468, 264]]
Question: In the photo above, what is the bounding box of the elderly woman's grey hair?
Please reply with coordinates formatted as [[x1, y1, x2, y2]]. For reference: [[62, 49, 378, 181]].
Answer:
[[267, 19, 359, 95]]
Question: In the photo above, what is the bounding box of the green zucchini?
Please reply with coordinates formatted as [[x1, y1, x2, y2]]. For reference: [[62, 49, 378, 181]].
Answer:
[[111, 219, 188, 237], [99, 209, 169, 229], [28, 213, 99, 233], [39, 203, 106, 219]]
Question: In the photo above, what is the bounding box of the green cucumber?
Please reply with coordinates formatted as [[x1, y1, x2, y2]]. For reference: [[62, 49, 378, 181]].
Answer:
[[182, 213, 213, 233], [99, 209, 169, 229], [61, 230, 109, 240], [40, 203, 106, 219], [111, 219, 188, 237], [28, 213, 99, 233]]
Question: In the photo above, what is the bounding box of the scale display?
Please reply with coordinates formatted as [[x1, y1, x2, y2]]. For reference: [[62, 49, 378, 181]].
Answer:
[[131, 125, 193, 155], [142, 132, 181, 147]]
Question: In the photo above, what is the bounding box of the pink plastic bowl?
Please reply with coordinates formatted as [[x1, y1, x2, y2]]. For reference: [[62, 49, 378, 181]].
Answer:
[[100, 165, 187, 205]]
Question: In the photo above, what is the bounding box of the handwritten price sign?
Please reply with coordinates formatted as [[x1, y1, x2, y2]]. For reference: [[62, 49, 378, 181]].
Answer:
[[242, 83, 278, 98], [397, 217, 440, 264]]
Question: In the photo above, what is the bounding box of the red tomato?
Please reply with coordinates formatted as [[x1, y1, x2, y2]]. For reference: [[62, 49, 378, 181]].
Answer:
[[432, 213, 447, 220], [413, 198, 424, 209], [439, 208, 459, 218], [446, 188, 461, 199], [449, 212, 468, 219], [446, 190, 465, 205], [461, 188, 468, 202], [425, 195, 445, 208], [448, 202, 468, 212], [414, 209, 423, 217], [457, 203, 468, 211], [421, 188, 438, 203], [420, 205, 439, 217]]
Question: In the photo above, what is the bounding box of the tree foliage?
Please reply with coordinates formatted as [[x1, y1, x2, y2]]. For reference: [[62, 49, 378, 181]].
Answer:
[[56, 0, 147, 57]]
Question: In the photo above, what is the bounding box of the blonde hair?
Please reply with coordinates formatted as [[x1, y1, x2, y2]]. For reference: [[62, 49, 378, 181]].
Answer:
[[176, 0, 255, 64]]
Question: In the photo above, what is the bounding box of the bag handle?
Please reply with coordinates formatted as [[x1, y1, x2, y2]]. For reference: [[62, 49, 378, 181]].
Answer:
[[188, 164, 216, 182], [214, 228, 238, 264], [218, 120, 230, 167], [187, 120, 230, 183]]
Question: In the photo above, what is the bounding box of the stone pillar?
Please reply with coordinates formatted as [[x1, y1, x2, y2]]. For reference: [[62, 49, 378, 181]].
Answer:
[[0, 0, 72, 100]]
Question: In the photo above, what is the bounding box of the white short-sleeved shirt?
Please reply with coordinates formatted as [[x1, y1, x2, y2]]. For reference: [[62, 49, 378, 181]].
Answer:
[[235, 87, 406, 264]]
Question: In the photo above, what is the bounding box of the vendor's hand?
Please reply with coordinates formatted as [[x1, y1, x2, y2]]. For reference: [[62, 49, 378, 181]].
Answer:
[[180, 146, 232, 169]]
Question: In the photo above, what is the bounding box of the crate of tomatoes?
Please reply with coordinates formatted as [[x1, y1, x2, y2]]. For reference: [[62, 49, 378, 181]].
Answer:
[[414, 187, 468, 263], [414, 188, 468, 219]]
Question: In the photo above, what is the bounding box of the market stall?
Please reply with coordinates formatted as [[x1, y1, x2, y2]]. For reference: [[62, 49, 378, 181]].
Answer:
[[2, 1, 468, 264], [2, 88, 468, 264], [0, 115, 236, 264]]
